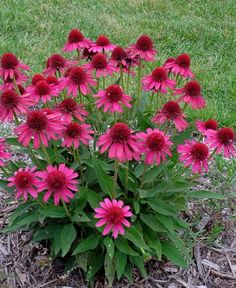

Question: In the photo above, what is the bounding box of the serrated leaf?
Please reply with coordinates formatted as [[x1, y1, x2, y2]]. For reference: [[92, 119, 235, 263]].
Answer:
[[157, 214, 174, 234], [115, 238, 139, 256], [115, 250, 127, 280], [162, 241, 188, 268], [129, 255, 147, 278], [61, 224, 77, 257], [72, 235, 100, 255], [167, 232, 191, 262], [145, 199, 177, 216], [188, 190, 226, 200], [104, 237, 115, 259]]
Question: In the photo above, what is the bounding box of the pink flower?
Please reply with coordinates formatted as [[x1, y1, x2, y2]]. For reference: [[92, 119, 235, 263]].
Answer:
[[152, 101, 189, 132], [0, 72, 28, 91], [15, 110, 62, 149], [94, 84, 132, 113], [136, 128, 173, 165], [89, 35, 116, 53], [84, 53, 115, 78], [60, 122, 94, 148], [56, 98, 88, 122], [26, 73, 45, 92], [110, 46, 128, 69], [94, 198, 132, 239], [178, 141, 209, 174], [0, 53, 30, 80], [97, 122, 140, 162], [127, 35, 157, 62], [59, 66, 96, 97], [163, 53, 194, 79], [0, 138, 11, 167], [7, 167, 39, 201], [29, 80, 59, 104], [195, 119, 218, 134], [142, 67, 176, 93], [62, 29, 92, 52], [81, 47, 97, 61], [174, 80, 206, 109], [43, 54, 77, 76], [37, 164, 79, 205], [204, 127, 236, 158], [0, 89, 34, 122]]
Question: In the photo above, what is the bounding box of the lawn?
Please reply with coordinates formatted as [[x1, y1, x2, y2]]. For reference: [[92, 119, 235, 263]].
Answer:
[[0, 0, 235, 126]]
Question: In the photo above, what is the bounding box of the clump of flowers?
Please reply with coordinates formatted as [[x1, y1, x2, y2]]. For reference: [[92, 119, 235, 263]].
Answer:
[[1, 29, 235, 286]]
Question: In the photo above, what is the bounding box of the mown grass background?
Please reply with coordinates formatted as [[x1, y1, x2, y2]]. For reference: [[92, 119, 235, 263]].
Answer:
[[0, 0, 235, 126]]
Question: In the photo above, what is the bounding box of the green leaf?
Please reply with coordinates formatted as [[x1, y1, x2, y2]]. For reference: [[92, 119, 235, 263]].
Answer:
[[129, 255, 147, 278], [86, 252, 104, 280], [140, 214, 167, 232], [137, 110, 154, 130], [71, 211, 91, 223], [145, 199, 177, 216], [115, 250, 127, 280], [46, 224, 64, 255], [9, 201, 36, 222], [86, 188, 103, 208], [188, 190, 226, 200], [92, 157, 113, 197], [31, 229, 49, 243], [4, 210, 39, 232], [72, 235, 100, 255], [157, 214, 174, 234], [162, 241, 188, 268], [144, 166, 162, 183], [134, 163, 145, 178], [173, 128, 194, 145], [167, 232, 191, 262], [104, 252, 116, 285], [115, 237, 139, 256], [123, 226, 148, 250], [104, 237, 115, 259], [40, 206, 66, 218], [61, 224, 77, 257], [145, 231, 162, 260]]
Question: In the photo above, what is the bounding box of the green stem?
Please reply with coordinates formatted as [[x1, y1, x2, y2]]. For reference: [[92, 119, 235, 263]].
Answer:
[[112, 160, 119, 198], [102, 76, 106, 90], [124, 161, 129, 194], [114, 111, 117, 123], [0, 166, 10, 176], [40, 141, 51, 164], [208, 148, 217, 160], [97, 77, 100, 91], [140, 164, 147, 189], [126, 68, 131, 94], [77, 49, 80, 63], [182, 102, 188, 112], [28, 145, 43, 169], [78, 89, 83, 104], [120, 64, 124, 89], [12, 76, 21, 95], [61, 199, 72, 218], [77, 149, 84, 185], [53, 142, 59, 163], [137, 63, 142, 109], [13, 111, 20, 125]]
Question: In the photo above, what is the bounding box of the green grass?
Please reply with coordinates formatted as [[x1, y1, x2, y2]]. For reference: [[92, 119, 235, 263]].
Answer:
[[0, 0, 235, 126]]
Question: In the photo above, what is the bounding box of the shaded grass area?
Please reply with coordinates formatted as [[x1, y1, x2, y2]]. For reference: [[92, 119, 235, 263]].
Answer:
[[0, 0, 235, 126]]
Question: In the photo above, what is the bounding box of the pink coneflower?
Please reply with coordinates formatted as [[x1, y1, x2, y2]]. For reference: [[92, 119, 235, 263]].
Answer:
[[60, 122, 94, 148], [94, 198, 132, 239], [97, 122, 140, 162], [196, 119, 218, 134], [26, 73, 45, 92], [56, 98, 88, 122], [45, 75, 59, 86], [62, 29, 92, 52], [0, 53, 30, 80], [163, 57, 175, 73], [81, 47, 97, 61], [127, 35, 157, 62], [89, 35, 116, 53], [36, 164, 79, 205], [142, 67, 176, 93], [43, 54, 77, 76], [94, 84, 132, 113], [30, 80, 59, 104], [0, 138, 11, 167], [152, 101, 189, 132], [174, 80, 206, 109], [163, 53, 194, 78], [7, 167, 39, 201], [178, 141, 209, 174], [59, 66, 96, 97], [204, 127, 236, 158], [84, 53, 115, 78], [0, 72, 28, 91], [0, 89, 34, 122], [110, 46, 128, 71], [136, 128, 173, 165], [15, 110, 62, 149]]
